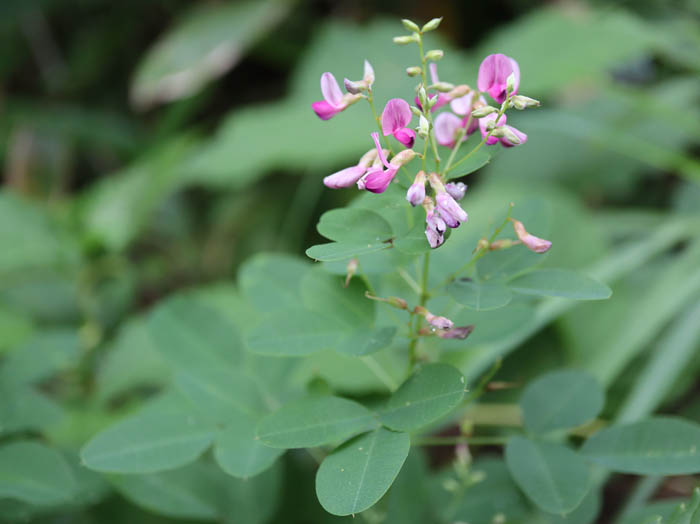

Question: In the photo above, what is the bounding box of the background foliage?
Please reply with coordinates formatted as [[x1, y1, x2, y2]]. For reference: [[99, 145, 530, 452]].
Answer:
[[1, 0, 699, 522]]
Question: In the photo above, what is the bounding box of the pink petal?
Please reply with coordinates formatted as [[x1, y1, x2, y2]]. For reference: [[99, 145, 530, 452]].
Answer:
[[312, 100, 342, 120], [429, 63, 440, 84], [370, 132, 392, 169], [450, 92, 474, 116], [500, 124, 528, 148], [393, 127, 416, 148], [381, 98, 412, 136], [320, 72, 343, 107], [509, 57, 520, 96], [479, 112, 506, 145], [363, 166, 398, 193], [478, 54, 516, 104], [434, 112, 463, 147], [323, 165, 367, 188]]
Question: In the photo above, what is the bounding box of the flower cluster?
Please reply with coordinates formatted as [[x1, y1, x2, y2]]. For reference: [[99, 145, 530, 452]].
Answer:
[[312, 23, 542, 250]]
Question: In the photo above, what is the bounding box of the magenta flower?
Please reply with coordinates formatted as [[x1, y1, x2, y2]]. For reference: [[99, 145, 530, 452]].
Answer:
[[312, 72, 360, 120], [511, 218, 552, 253], [445, 182, 467, 201], [381, 99, 416, 148], [359, 132, 416, 193], [479, 113, 527, 147], [478, 53, 520, 104], [406, 171, 426, 206], [323, 148, 382, 189]]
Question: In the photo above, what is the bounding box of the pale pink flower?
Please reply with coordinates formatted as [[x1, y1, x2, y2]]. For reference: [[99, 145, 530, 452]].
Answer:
[[344, 60, 375, 94], [406, 171, 427, 207], [425, 312, 454, 330], [438, 325, 475, 339], [445, 182, 467, 201], [511, 218, 552, 253], [434, 112, 466, 148], [436, 192, 468, 228], [478, 54, 520, 104], [323, 148, 383, 189], [312, 72, 360, 120]]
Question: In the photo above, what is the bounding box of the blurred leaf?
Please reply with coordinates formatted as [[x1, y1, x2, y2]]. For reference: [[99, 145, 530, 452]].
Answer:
[[581, 417, 700, 474], [508, 269, 611, 300], [448, 279, 513, 311], [0, 441, 76, 506], [0, 386, 63, 436], [238, 253, 309, 313], [131, 0, 294, 108], [520, 369, 605, 434], [256, 396, 378, 449], [317, 208, 393, 243], [214, 410, 284, 479], [80, 392, 217, 474], [445, 148, 493, 181], [316, 427, 410, 516], [306, 241, 392, 262], [505, 437, 590, 515], [379, 363, 466, 431]]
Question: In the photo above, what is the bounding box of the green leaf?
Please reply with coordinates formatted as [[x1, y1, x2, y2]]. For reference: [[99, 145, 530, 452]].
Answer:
[[214, 411, 285, 478], [508, 269, 612, 300], [520, 369, 605, 434], [445, 148, 492, 181], [394, 223, 432, 255], [380, 363, 466, 431], [0, 386, 63, 436], [300, 270, 373, 327], [0, 441, 76, 506], [81, 393, 217, 474], [581, 417, 700, 474], [505, 437, 590, 515], [316, 428, 410, 516], [246, 309, 348, 356], [306, 241, 391, 262], [336, 326, 398, 357], [257, 396, 378, 449], [131, 0, 292, 108], [238, 253, 309, 313], [448, 279, 513, 311], [317, 208, 393, 243]]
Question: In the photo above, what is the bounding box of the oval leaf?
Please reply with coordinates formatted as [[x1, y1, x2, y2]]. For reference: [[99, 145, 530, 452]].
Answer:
[[445, 148, 492, 181], [0, 441, 76, 506], [256, 396, 378, 449], [520, 369, 604, 434], [508, 269, 612, 300], [505, 437, 590, 515], [380, 363, 466, 431], [448, 279, 513, 311], [316, 428, 410, 516], [317, 208, 393, 243], [581, 417, 700, 475], [214, 411, 284, 478], [81, 394, 216, 474], [306, 241, 390, 262]]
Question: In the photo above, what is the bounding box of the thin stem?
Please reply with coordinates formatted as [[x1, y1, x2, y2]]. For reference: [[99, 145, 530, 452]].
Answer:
[[443, 125, 468, 175], [416, 33, 441, 171], [413, 435, 510, 447], [408, 252, 431, 371], [397, 267, 422, 295]]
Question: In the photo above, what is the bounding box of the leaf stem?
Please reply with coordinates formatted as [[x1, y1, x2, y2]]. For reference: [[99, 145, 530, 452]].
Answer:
[[413, 435, 510, 447]]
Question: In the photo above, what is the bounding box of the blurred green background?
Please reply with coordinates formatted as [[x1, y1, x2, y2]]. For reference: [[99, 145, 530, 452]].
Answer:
[[1, 0, 699, 522]]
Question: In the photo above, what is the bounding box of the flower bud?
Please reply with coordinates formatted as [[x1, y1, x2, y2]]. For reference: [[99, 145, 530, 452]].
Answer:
[[410, 105, 422, 116], [471, 106, 497, 118], [390, 148, 416, 167], [344, 258, 358, 287], [401, 19, 421, 32], [425, 49, 444, 61], [432, 81, 455, 93], [447, 84, 470, 98], [406, 171, 427, 207], [438, 325, 475, 339], [393, 34, 417, 45], [445, 181, 467, 201], [418, 114, 429, 139], [406, 66, 422, 77], [488, 239, 515, 250], [489, 126, 505, 137], [501, 126, 522, 144], [418, 86, 428, 108], [422, 17, 443, 32], [506, 72, 517, 94], [474, 238, 489, 252], [511, 218, 552, 253], [510, 95, 541, 110], [365, 292, 409, 310]]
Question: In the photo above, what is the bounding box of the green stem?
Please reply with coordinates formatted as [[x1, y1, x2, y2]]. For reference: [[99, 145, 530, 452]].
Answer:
[[443, 124, 468, 175], [413, 435, 510, 447]]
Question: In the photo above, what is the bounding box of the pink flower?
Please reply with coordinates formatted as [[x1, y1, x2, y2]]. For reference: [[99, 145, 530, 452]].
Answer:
[[312, 72, 360, 120], [422, 197, 446, 248], [436, 191, 468, 228], [323, 148, 382, 189], [359, 132, 415, 194], [425, 312, 454, 330], [511, 218, 552, 253], [449, 92, 482, 135], [344, 60, 375, 94], [478, 54, 520, 104], [479, 113, 527, 148], [381, 99, 415, 148], [434, 112, 465, 148], [406, 171, 426, 206], [445, 182, 467, 201], [437, 325, 475, 339], [414, 64, 451, 112]]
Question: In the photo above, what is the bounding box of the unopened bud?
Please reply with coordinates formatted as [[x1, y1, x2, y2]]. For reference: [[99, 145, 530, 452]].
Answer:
[[474, 238, 489, 252], [425, 49, 444, 61], [406, 66, 422, 77], [510, 95, 541, 110], [418, 114, 429, 139], [510, 218, 552, 253], [364, 292, 408, 310], [490, 126, 505, 137], [389, 149, 416, 167], [410, 105, 422, 116], [401, 19, 421, 32], [501, 127, 521, 144], [506, 73, 516, 94], [342, 93, 363, 107], [418, 86, 428, 108], [447, 84, 470, 98], [471, 106, 497, 118], [422, 17, 443, 32], [488, 239, 515, 250], [344, 258, 358, 287], [393, 34, 417, 45], [432, 81, 455, 93]]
